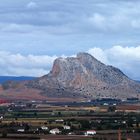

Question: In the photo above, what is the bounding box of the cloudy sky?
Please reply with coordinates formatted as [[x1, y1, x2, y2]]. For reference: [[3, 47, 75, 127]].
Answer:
[[0, 0, 140, 80]]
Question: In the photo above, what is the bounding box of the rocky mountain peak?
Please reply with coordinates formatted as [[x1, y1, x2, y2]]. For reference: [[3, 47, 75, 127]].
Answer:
[[50, 52, 104, 78], [21, 53, 140, 99], [77, 52, 100, 62]]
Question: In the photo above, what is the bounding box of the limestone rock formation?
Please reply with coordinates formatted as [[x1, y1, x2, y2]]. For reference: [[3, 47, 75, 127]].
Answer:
[[28, 53, 140, 99]]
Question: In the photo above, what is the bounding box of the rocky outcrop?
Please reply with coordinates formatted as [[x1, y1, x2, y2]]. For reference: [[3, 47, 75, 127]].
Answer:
[[28, 53, 140, 99]]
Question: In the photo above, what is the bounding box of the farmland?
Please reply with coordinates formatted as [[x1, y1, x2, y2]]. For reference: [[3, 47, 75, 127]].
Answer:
[[0, 100, 140, 140]]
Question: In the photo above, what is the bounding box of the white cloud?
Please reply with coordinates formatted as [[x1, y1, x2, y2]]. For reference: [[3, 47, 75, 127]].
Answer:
[[26, 1, 38, 9], [87, 47, 108, 64], [88, 46, 140, 80], [0, 51, 57, 77]]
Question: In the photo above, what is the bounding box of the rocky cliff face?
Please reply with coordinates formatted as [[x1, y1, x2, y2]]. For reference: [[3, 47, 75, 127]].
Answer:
[[28, 53, 140, 99]]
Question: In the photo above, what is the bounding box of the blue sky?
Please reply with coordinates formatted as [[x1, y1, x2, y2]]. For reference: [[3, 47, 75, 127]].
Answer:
[[0, 0, 140, 80]]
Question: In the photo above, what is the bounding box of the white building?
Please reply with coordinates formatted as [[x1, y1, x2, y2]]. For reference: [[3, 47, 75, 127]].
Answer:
[[55, 119, 64, 123], [50, 128, 61, 134], [0, 116, 3, 120], [41, 126, 48, 130], [17, 129, 25, 132], [85, 130, 96, 136], [63, 125, 71, 130]]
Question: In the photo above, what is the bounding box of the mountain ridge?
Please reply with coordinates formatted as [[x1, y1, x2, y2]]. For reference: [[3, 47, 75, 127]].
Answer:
[[27, 52, 140, 99], [0, 52, 140, 100]]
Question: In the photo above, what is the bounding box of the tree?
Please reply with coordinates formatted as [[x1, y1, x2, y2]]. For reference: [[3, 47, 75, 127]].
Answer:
[[79, 120, 90, 130], [108, 106, 116, 112], [24, 123, 30, 131], [58, 111, 62, 116]]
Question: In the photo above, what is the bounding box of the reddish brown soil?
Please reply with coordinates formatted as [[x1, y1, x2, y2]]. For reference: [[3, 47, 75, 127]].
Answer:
[[0, 84, 81, 102]]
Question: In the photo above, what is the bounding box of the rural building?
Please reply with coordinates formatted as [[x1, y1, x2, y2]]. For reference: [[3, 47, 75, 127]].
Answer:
[[0, 116, 3, 120], [63, 125, 71, 130], [55, 119, 64, 123], [17, 129, 25, 132], [85, 130, 96, 136], [50, 128, 61, 134], [41, 126, 48, 130]]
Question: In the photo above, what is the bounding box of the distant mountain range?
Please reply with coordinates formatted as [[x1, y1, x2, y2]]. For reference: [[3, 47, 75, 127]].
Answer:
[[0, 53, 140, 101], [0, 76, 35, 84]]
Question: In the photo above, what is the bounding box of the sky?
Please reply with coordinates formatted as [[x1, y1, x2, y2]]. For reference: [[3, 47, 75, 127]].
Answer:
[[0, 0, 140, 80]]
